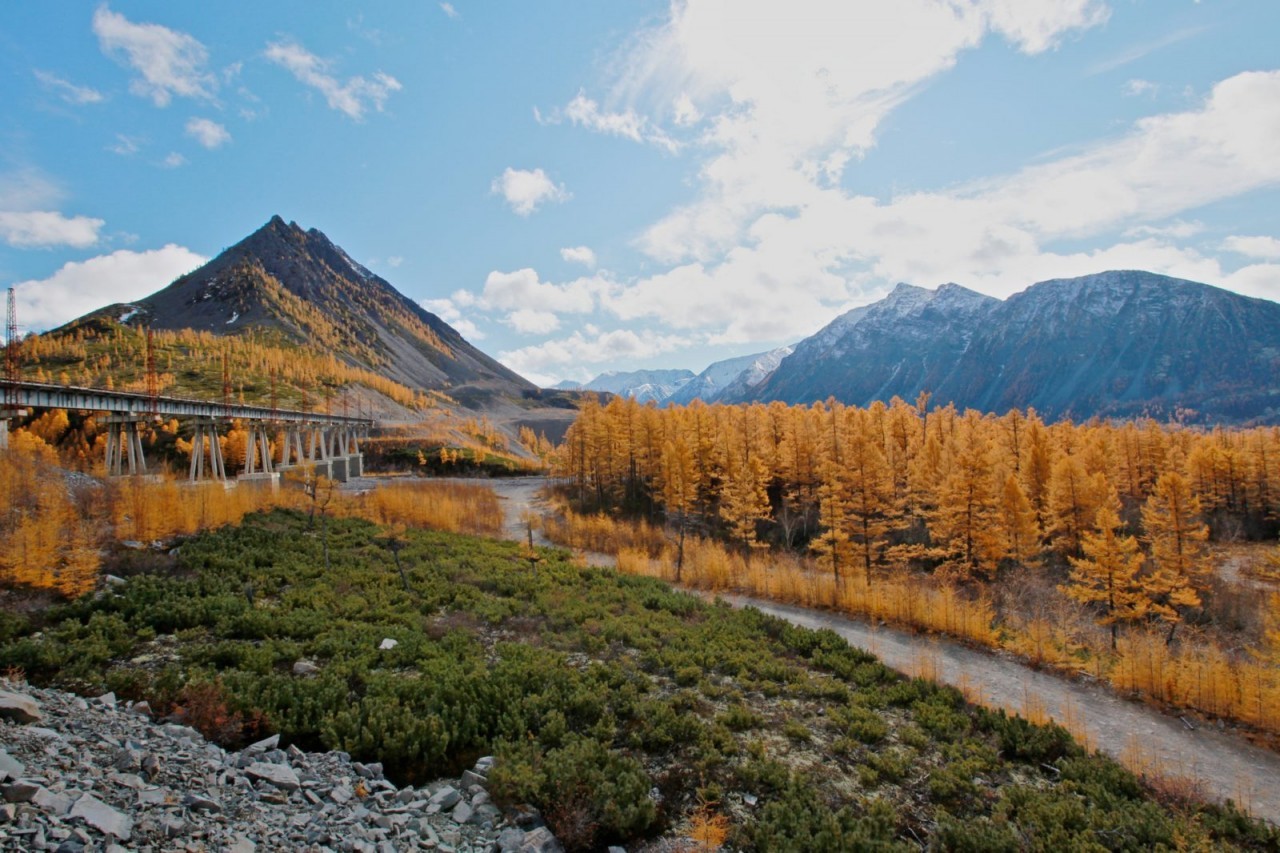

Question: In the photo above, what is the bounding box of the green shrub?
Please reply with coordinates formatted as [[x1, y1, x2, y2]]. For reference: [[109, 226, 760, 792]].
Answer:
[[833, 704, 887, 745], [717, 703, 763, 732]]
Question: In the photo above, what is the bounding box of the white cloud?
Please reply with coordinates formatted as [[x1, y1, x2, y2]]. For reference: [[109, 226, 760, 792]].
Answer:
[[983, 0, 1110, 54], [387, 256, 403, 268], [1222, 235, 1280, 260], [499, 327, 690, 385], [480, 268, 604, 313], [0, 170, 103, 248], [616, 0, 1109, 265], [162, 152, 187, 169], [440, 3, 460, 19], [1222, 263, 1280, 302], [560, 246, 597, 268], [93, 5, 217, 106], [490, 168, 569, 216], [33, 70, 103, 105], [532, 5, 1280, 354], [264, 40, 401, 120], [184, 117, 231, 148], [672, 92, 701, 126], [506, 309, 560, 335], [13, 245, 207, 330], [421, 297, 483, 340], [0, 211, 104, 249]]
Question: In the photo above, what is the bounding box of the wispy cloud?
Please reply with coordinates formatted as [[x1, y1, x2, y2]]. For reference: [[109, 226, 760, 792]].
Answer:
[[33, 70, 103, 105], [264, 40, 401, 120], [109, 134, 143, 156], [1086, 26, 1207, 76], [539, 92, 680, 153], [93, 5, 217, 106], [440, 3, 460, 20]]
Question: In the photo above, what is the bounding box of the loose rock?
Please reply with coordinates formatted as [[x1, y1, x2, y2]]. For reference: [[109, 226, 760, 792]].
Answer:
[[0, 691, 42, 724], [0, 683, 547, 852]]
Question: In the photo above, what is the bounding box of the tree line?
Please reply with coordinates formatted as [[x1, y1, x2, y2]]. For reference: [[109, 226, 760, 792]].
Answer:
[[553, 395, 1279, 647]]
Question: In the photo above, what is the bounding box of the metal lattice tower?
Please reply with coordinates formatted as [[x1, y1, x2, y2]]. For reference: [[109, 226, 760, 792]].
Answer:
[[222, 351, 232, 418], [145, 326, 159, 418], [5, 288, 17, 410]]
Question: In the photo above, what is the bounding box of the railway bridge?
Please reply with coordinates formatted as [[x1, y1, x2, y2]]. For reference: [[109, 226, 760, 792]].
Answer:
[[0, 379, 373, 485]]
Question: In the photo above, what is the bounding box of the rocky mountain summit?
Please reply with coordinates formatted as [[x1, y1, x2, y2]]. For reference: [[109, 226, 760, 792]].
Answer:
[[69, 215, 535, 406], [0, 685, 569, 853]]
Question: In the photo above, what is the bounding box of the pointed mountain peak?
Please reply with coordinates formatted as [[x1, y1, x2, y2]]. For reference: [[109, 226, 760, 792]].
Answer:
[[72, 216, 534, 396]]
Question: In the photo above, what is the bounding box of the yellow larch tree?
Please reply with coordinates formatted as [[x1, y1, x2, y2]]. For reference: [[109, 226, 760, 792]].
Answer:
[[1047, 454, 1107, 559], [930, 412, 1004, 582], [1065, 501, 1147, 650], [843, 408, 894, 587], [1141, 470, 1211, 645], [997, 473, 1040, 567], [813, 402, 853, 600]]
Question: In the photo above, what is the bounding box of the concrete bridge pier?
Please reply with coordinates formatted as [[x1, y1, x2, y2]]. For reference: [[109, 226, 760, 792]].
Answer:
[[277, 424, 307, 470], [0, 405, 27, 452], [307, 425, 335, 480], [238, 419, 279, 488], [188, 418, 227, 482], [343, 426, 364, 478], [104, 414, 148, 476]]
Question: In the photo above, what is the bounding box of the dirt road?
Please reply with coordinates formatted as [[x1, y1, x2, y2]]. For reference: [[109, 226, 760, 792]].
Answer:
[[480, 476, 1280, 824]]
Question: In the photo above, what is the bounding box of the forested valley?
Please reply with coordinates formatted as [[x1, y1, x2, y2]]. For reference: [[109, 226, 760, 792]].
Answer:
[[551, 396, 1280, 741]]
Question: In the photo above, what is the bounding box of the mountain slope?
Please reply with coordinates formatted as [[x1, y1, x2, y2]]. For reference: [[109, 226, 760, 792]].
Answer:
[[951, 271, 1280, 421], [88, 215, 534, 401], [668, 346, 795, 405], [745, 283, 997, 406], [741, 271, 1280, 423]]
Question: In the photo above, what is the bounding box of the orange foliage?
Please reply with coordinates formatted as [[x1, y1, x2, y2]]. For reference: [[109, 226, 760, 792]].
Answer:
[[335, 480, 503, 537], [548, 394, 1280, 739], [1, 433, 507, 600]]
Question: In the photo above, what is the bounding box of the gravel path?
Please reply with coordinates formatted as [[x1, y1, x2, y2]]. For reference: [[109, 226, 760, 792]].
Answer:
[[480, 476, 1280, 825]]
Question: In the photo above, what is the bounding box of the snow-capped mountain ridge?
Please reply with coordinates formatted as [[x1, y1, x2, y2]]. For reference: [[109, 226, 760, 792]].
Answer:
[[739, 270, 1280, 424]]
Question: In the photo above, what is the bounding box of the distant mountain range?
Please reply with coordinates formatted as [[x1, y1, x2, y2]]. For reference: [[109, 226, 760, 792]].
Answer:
[[561, 347, 794, 407], [584, 271, 1280, 424], [554, 369, 696, 404]]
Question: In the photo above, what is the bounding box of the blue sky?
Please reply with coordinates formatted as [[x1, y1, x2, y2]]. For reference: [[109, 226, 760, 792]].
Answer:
[[2, 1, 1279, 386]]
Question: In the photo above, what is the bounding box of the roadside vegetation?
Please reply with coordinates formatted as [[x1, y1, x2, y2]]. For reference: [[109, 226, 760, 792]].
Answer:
[[2, 509, 1275, 850], [550, 397, 1280, 744], [0, 433, 502, 597]]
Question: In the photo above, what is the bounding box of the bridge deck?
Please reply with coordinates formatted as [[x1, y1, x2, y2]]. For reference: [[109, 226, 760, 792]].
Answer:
[[0, 379, 372, 426]]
